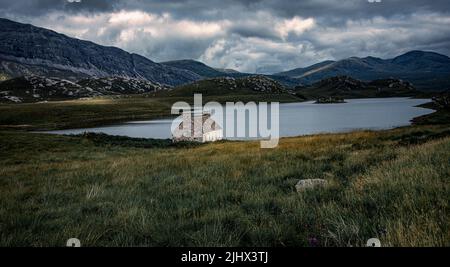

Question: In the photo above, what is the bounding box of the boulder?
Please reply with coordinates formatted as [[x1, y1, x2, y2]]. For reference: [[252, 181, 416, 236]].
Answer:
[[295, 179, 327, 192]]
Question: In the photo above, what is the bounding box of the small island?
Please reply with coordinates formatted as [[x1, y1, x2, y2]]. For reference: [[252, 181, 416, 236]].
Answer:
[[314, 96, 346, 104]]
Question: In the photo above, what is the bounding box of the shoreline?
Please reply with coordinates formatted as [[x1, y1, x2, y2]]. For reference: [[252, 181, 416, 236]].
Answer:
[[0, 96, 436, 132]]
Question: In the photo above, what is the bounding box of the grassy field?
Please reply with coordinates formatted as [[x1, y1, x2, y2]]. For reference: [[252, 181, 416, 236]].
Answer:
[[0, 125, 449, 247], [0, 94, 449, 247]]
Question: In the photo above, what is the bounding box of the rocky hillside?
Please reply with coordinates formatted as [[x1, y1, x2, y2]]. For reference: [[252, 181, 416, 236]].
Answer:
[[158, 75, 288, 97], [239, 76, 286, 93], [0, 76, 168, 103], [0, 18, 201, 86], [295, 76, 418, 99], [77, 77, 167, 95]]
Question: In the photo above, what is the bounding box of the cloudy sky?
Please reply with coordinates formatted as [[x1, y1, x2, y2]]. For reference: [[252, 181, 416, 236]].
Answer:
[[1, 0, 449, 73]]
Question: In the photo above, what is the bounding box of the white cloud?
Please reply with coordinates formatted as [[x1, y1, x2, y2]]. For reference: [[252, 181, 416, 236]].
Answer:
[[276, 16, 315, 40], [200, 36, 329, 73]]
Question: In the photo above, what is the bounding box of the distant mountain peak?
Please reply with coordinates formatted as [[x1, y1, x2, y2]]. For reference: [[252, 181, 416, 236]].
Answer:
[[392, 50, 450, 63]]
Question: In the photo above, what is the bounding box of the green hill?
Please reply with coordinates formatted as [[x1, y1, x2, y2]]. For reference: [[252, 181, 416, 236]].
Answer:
[[295, 76, 418, 100], [156, 75, 300, 102]]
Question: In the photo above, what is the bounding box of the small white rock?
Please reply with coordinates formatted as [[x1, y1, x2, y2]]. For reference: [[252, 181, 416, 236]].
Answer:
[[295, 179, 327, 192]]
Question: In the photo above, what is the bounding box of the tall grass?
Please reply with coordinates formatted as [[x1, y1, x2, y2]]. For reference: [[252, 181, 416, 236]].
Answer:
[[0, 126, 449, 247]]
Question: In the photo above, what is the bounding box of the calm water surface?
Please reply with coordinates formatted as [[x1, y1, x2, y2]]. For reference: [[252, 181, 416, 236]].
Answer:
[[43, 98, 434, 139]]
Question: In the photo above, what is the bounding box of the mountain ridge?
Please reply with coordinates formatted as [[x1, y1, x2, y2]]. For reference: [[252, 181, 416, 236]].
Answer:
[[160, 59, 305, 87], [275, 51, 450, 90], [0, 18, 201, 86]]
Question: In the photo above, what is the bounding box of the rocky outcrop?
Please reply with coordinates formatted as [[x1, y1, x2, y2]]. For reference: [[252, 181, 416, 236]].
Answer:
[[77, 77, 168, 94], [239, 75, 286, 93], [0, 75, 169, 103]]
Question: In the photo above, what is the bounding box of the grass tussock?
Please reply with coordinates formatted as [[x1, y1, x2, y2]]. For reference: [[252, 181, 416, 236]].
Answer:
[[0, 126, 449, 247]]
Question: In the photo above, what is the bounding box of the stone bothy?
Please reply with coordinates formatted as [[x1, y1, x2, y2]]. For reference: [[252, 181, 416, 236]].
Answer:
[[172, 110, 223, 143]]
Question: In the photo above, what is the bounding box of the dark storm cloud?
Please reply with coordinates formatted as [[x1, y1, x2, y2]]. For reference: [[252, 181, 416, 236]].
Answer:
[[65, 0, 117, 13], [0, 0, 116, 16], [115, 0, 450, 22], [4, 0, 449, 21], [247, 0, 450, 20], [0, 0, 449, 73], [228, 24, 281, 40]]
